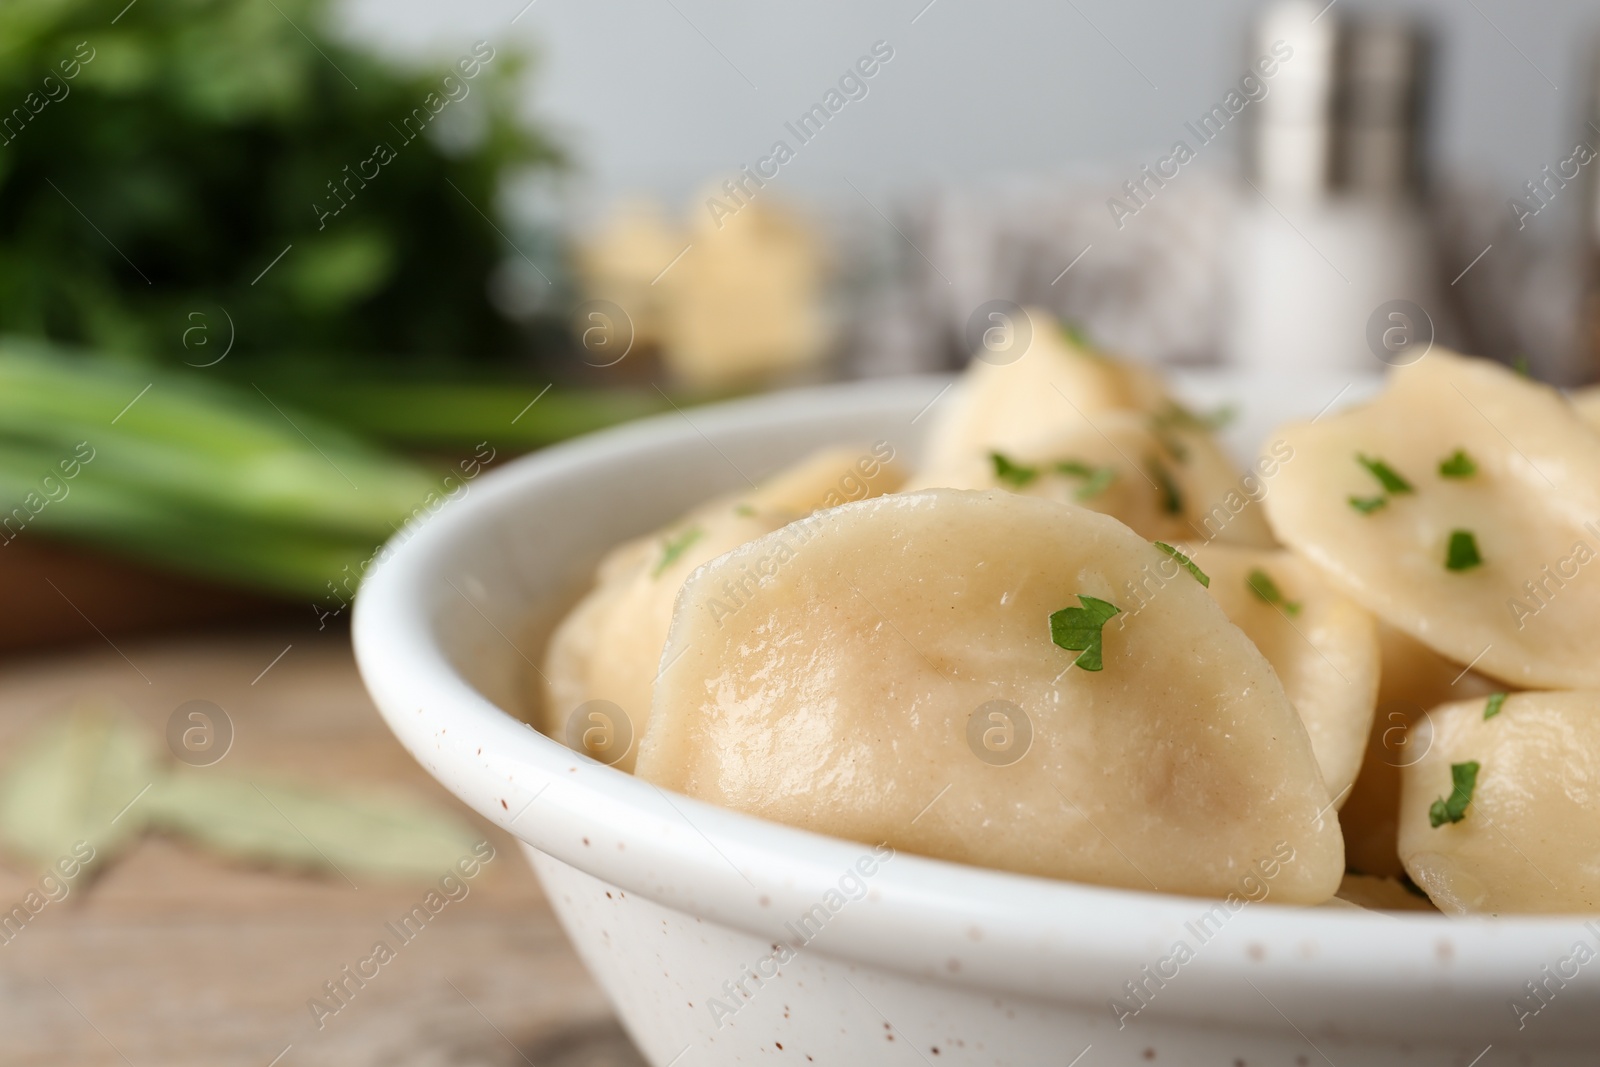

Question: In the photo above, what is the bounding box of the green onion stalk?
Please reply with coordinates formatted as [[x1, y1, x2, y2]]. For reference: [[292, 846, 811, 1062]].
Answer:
[[0, 339, 662, 599]]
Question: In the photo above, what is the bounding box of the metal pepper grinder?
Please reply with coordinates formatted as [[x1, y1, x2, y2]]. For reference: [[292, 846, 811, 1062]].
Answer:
[[1228, 1, 1454, 373]]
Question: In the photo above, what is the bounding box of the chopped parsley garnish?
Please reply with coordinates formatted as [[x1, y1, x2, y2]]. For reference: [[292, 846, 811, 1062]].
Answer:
[[1148, 456, 1183, 515], [1445, 530, 1483, 571], [990, 451, 1039, 487], [1247, 567, 1302, 615], [1154, 430, 1189, 463], [1438, 450, 1477, 478], [1152, 401, 1236, 433], [734, 503, 758, 517], [1061, 322, 1094, 350], [1348, 494, 1387, 515], [651, 525, 704, 578], [1428, 761, 1480, 827], [992, 452, 1116, 499], [1049, 595, 1121, 672], [1056, 460, 1116, 500], [1357, 453, 1414, 494], [1075, 466, 1115, 500], [1153, 542, 1209, 587], [1484, 692, 1507, 720], [1512, 355, 1531, 378]]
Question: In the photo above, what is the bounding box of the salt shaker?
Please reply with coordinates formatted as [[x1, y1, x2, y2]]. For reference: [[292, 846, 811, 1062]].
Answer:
[[1228, 2, 1453, 373]]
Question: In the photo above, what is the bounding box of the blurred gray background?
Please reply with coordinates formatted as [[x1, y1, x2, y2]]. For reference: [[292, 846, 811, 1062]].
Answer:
[[346, 0, 1593, 214]]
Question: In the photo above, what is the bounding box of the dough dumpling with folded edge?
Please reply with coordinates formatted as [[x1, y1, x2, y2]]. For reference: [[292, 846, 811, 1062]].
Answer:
[[635, 488, 1343, 904], [1398, 690, 1600, 914], [1262, 351, 1600, 690], [917, 309, 1171, 476], [1171, 541, 1379, 806], [1340, 624, 1503, 878], [908, 411, 1280, 548], [540, 444, 903, 771]]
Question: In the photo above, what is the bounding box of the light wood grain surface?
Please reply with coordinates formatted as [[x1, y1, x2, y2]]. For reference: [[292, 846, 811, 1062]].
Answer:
[[0, 627, 645, 1067]]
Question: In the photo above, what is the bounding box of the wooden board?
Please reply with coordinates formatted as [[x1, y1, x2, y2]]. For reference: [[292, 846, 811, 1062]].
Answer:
[[0, 538, 297, 651], [0, 627, 645, 1067]]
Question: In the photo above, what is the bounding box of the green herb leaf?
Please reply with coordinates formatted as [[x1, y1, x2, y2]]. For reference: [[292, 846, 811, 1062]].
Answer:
[[1055, 460, 1116, 500], [1357, 453, 1414, 494], [1428, 761, 1480, 827], [0, 706, 157, 873], [145, 772, 482, 882], [1049, 595, 1122, 672], [1438, 450, 1477, 478], [1075, 466, 1115, 500], [1153, 542, 1209, 587], [1151, 402, 1237, 433], [1348, 495, 1388, 515], [652, 525, 705, 578], [0, 705, 488, 887], [1246, 567, 1302, 615], [990, 451, 1039, 487], [734, 503, 757, 517], [1061, 322, 1094, 350], [1154, 430, 1190, 463], [1445, 530, 1483, 571], [1148, 456, 1183, 515], [1512, 355, 1532, 378], [1484, 692, 1507, 720]]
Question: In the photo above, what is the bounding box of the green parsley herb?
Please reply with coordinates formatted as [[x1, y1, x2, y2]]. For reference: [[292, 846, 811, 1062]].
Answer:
[[1048, 595, 1121, 672], [652, 525, 704, 578], [1154, 430, 1189, 463], [1153, 542, 1209, 587], [734, 503, 757, 517], [1357, 453, 1414, 495], [1438, 450, 1477, 478], [1075, 466, 1115, 500], [1152, 401, 1237, 433], [1484, 692, 1507, 720], [1061, 322, 1094, 350], [1445, 530, 1483, 571], [1428, 761, 1480, 827], [1348, 494, 1388, 515], [1055, 460, 1116, 500], [1513, 355, 1531, 378], [990, 451, 1039, 487], [1148, 456, 1183, 515], [1246, 567, 1302, 615]]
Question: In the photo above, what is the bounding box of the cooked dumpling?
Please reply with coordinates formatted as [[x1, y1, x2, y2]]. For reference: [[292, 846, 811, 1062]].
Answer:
[[1172, 542, 1379, 805], [913, 309, 1275, 546], [1333, 873, 1436, 912], [908, 412, 1278, 548], [1398, 690, 1600, 914], [1571, 384, 1600, 432], [635, 489, 1343, 903], [1341, 625, 1503, 877], [730, 442, 902, 516], [1263, 350, 1600, 690], [540, 444, 902, 770], [918, 308, 1170, 475]]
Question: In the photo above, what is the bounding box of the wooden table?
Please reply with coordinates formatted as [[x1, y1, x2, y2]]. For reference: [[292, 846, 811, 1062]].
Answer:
[[0, 626, 645, 1067]]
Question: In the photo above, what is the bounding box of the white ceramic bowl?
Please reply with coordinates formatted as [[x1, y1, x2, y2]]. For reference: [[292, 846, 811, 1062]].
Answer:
[[354, 373, 1598, 1066]]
